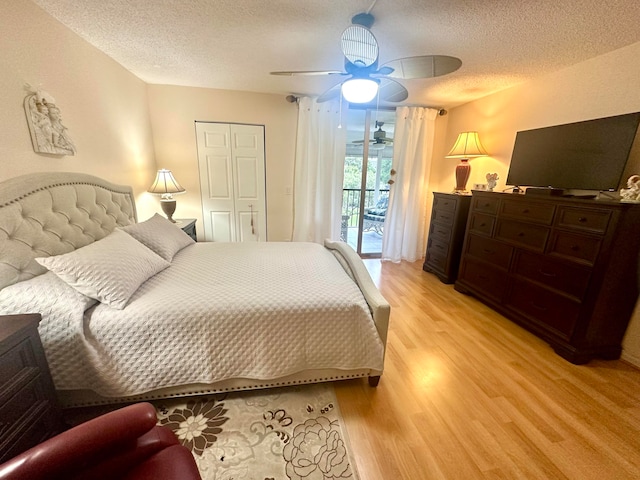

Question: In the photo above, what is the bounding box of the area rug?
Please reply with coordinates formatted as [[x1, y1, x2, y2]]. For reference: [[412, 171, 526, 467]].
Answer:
[[67, 383, 359, 480]]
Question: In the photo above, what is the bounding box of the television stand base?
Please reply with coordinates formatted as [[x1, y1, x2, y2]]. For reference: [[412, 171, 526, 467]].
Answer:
[[524, 187, 564, 197]]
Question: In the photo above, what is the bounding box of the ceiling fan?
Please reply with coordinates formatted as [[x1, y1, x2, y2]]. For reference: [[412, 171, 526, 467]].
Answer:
[[271, 12, 462, 104], [352, 121, 393, 149]]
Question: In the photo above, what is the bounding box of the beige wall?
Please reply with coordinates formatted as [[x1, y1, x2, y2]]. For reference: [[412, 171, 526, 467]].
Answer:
[[433, 41, 640, 365], [146, 85, 298, 241], [0, 0, 157, 216]]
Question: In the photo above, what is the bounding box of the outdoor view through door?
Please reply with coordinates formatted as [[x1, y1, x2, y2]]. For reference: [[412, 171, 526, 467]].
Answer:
[[342, 108, 394, 257]]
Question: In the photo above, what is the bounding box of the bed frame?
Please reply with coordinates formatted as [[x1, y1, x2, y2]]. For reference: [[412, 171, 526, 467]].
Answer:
[[0, 172, 390, 406]]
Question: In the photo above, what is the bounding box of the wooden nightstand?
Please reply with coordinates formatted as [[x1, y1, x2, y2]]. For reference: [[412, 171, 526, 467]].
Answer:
[[0, 314, 65, 462], [176, 218, 197, 241]]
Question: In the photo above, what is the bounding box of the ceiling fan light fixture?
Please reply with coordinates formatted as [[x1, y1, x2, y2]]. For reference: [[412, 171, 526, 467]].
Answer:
[[370, 142, 386, 150], [341, 78, 379, 103]]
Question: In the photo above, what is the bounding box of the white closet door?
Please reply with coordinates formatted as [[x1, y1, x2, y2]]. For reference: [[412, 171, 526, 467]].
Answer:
[[196, 122, 266, 242]]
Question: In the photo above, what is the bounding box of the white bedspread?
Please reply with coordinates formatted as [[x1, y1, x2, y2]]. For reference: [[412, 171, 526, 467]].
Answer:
[[39, 242, 384, 397]]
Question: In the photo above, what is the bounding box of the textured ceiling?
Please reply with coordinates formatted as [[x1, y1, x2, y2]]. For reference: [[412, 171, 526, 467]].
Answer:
[[32, 0, 640, 108]]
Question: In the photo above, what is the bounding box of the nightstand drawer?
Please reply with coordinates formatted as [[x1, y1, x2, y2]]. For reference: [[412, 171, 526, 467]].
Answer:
[[429, 222, 452, 242], [427, 237, 450, 258], [495, 219, 549, 251]]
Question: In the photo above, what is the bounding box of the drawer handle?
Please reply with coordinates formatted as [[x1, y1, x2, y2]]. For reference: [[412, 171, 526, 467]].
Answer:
[[538, 270, 557, 278], [479, 222, 486, 227], [482, 248, 495, 254], [522, 209, 530, 214], [531, 302, 548, 311], [571, 245, 580, 251], [517, 232, 525, 237], [578, 217, 587, 223]]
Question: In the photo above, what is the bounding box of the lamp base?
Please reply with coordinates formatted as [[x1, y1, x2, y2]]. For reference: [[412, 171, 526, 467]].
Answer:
[[160, 199, 177, 223], [454, 158, 471, 193]]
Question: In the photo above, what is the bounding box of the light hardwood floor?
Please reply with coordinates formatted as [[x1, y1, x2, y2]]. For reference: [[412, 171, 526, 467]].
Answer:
[[334, 259, 640, 480]]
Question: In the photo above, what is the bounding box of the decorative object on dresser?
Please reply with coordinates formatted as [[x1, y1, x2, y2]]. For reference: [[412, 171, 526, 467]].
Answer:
[[620, 174, 640, 203], [176, 218, 197, 241], [148, 169, 186, 223], [445, 131, 489, 193], [0, 314, 65, 463], [423, 193, 472, 284], [455, 191, 640, 364]]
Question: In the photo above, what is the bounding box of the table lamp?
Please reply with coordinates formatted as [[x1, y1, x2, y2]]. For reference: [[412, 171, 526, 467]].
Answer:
[[445, 131, 489, 193], [148, 169, 185, 223]]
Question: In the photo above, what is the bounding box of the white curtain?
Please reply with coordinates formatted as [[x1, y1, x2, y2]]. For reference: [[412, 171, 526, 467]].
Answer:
[[381, 107, 438, 262], [292, 96, 347, 243]]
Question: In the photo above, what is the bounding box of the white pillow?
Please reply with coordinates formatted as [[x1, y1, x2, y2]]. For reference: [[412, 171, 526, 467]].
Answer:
[[0, 271, 97, 318], [121, 213, 195, 261], [35, 229, 170, 309]]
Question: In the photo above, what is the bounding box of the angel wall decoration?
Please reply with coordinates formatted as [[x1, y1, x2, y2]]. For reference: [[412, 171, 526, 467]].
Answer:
[[24, 90, 76, 156]]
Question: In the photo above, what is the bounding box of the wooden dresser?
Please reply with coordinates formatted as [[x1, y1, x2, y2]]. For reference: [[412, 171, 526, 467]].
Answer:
[[455, 191, 640, 364], [0, 314, 64, 462], [423, 192, 471, 283]]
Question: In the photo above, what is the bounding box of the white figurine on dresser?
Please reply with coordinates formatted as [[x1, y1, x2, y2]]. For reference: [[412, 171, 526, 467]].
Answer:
[[620, 174, 640, 202]]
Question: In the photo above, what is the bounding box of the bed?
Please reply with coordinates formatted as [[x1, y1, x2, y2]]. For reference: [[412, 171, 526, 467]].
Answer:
[[0, 172, 389, 407]]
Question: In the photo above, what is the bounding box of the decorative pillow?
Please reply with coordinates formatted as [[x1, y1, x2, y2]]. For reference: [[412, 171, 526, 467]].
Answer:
[[0, 271, 97, 318], [121, 213, 195, 261], [35, 229, 170, 309]]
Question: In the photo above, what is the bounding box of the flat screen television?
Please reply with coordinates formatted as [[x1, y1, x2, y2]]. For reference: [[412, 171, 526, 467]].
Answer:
[[506, 112, 640, 191]]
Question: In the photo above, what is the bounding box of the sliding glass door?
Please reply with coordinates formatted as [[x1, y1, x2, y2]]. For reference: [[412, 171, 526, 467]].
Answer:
[[342, 108, 394, 257]]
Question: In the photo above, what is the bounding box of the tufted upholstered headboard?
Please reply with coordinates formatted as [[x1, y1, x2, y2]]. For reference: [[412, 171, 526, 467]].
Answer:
[[0, 172, 137, 290]]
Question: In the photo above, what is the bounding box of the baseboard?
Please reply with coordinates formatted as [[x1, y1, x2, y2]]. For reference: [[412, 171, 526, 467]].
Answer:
[[621, 350, 640, 369]]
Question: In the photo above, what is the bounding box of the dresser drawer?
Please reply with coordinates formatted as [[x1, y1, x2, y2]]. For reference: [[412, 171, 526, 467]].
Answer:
[[556, 206, 611, 233], [500, 199, 555, 224], [513, 251, 591, 299], [548, 231, 602, 265], [429, 221, 452, 242], [433, 209, 455, 226], [468, 213, 495, 236], [458, 259, 509, 302], [506, 278, 580, 339], [425, 249, 447, 273], [433, 195, 458, 212], [466, 235, 513, 269], [495, 219, 550, 251], [471, 195, 499, 215], [427, 236, 450, 259]]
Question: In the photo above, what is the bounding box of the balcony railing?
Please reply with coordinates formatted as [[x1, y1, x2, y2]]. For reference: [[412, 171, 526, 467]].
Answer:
[[342, 188, 389, 228]]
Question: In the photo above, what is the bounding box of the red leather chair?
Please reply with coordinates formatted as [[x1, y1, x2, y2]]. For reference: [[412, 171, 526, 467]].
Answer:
[[0, 402, 202, 480]]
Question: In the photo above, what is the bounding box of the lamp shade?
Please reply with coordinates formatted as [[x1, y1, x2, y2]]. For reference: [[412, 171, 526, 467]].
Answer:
[[445, 132, 489, 193], [341, 78, 379, 103], [148, 169, 185, 223], [445, 131, 489, 158], [148, 169, 185, 197]]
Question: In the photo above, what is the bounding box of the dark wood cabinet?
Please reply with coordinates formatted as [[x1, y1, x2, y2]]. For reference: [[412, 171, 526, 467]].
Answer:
[[423, 193, 471, 283], [0, 314, 64, 462], [455, 191, 640, 364], [177, 218, 197, 241]]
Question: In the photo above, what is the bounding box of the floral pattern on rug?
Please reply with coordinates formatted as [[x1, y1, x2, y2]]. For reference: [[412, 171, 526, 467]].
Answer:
[[155, 384, 357, 480]]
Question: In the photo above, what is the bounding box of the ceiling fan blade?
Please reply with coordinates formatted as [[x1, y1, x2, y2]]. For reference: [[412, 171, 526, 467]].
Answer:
[[270, 70, 344, 76], [378, 78, 409, 102], [317, 83, 343, 103], [381, 55, 462, 79], [341, 24, 378, 67]]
